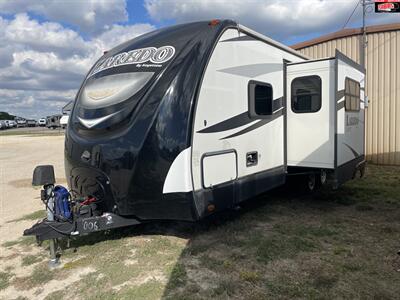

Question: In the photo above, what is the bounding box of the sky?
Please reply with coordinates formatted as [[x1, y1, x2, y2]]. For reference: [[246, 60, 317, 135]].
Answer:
[[0, 0, 398, 119]]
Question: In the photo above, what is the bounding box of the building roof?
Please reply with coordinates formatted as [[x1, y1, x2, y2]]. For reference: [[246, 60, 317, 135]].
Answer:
[[291, 23, 400, 50]]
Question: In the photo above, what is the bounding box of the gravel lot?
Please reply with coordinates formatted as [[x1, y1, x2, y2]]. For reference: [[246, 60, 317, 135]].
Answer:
[[0, 134, 66, 243], [0, 126, 64, 135]]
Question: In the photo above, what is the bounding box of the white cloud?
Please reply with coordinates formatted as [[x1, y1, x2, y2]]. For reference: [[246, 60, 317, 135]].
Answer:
[[0, 13, 155, 118], [94, 23, 155, 51], [0, 0, 128, 33], [0, 89, 77, 118], [4, 13, 89, 57], [145, 0, 400, 42]]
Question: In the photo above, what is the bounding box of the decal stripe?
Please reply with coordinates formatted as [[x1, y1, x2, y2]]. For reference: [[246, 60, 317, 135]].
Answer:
[[343, 143, 360, 158], [218, 63, 283, 78], [336, 89, 345, 101], [198, 112, 252, 133], [221, 109, 284, 140], [337, 100, 345, 111], [221, 36, 256, 42], [198, 97, 283, 133]]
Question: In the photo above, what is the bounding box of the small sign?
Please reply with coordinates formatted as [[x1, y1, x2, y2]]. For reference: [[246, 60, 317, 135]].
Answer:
[[375, 0, 400, 13]]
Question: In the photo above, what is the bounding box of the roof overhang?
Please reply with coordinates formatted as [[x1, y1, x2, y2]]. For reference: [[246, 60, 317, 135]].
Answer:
[[291, 22, 400, 50]]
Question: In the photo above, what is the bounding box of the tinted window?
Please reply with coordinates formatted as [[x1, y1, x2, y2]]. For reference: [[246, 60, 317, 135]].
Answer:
[[345, 77, 360, 112], [291, 76, 321, 113], [248, 81, 273, 117]]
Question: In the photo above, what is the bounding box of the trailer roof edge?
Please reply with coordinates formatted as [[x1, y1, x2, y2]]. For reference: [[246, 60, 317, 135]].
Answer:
[[238, 24, 310, 61]]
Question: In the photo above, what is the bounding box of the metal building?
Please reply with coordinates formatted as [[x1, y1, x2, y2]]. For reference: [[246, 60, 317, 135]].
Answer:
[[292, 23, 400, 165]]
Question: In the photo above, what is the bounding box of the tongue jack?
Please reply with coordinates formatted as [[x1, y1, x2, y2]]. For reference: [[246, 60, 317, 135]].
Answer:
[[45, 184, 60, 268], [32, 165, 60, 268]]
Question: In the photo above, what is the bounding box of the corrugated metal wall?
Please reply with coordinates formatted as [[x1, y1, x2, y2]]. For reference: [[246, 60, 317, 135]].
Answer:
[[296, 30, 400, 165]]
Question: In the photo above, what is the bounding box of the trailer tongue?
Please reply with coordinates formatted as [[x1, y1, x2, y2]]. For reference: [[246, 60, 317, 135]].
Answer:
[[24, 165, 140, 267]]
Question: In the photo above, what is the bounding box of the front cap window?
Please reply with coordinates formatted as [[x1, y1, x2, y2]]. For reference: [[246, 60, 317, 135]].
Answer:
[[80, 72, 154, 109]]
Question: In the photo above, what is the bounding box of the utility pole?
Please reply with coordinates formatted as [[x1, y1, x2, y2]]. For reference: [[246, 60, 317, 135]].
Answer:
[[360, 0, 369, 68], [360, 0, 374, 68]]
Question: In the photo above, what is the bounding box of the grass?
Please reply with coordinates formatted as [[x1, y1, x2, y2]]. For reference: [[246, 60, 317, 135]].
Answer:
[[2, 236, 37, 248], [21, 255, 42, 266], [0, 129, 64, 136], [1, 164, 400, 299], [13, 263, 56, 290], [0, 272, 12, 290], [168, 263, 187, 288], [8, 210, 46, 223]]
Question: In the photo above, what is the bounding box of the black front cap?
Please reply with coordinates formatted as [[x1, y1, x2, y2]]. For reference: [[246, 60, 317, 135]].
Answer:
[[65, 20, 237, 221]]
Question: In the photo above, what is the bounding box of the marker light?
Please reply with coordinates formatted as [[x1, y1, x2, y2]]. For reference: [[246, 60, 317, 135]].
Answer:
[[209, 19, 220, 26]]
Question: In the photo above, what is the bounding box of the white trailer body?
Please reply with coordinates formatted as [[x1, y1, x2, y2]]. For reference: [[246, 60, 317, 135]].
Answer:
[[189, 28, 365, 203]]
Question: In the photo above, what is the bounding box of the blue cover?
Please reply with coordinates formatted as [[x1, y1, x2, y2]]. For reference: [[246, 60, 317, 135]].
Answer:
[[54, 185, 71, 220]]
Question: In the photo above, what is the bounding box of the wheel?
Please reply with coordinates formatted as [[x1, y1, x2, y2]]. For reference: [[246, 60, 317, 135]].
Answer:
[[359, 165, 365, 178], [319, 169, 327, 185], [307, 173, 316, 192]]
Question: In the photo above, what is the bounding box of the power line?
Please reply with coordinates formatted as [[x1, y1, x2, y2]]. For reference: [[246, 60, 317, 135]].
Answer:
[[342, 0, 360, 30]]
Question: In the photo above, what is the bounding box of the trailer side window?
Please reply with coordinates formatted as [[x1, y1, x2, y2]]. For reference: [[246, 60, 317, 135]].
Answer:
[[345, 77, 360, 111], [248, 81, 273, 118], [291, 76, 321, 113]]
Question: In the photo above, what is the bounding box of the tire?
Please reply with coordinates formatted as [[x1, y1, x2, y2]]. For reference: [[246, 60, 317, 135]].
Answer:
[[306, 173, 317, 192], [289, 173, 317, 195], [318, 169, 327, 187]]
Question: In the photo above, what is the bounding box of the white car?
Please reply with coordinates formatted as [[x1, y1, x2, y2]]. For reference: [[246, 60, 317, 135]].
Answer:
[[60, 115, 69, 129], [16, 119, 27, 127], [38, 118, 46, 126]]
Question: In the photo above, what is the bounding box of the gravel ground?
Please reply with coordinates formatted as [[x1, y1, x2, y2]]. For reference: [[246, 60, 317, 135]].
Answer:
[[0, 134, 66, 244], [0, 126, 64, 135]]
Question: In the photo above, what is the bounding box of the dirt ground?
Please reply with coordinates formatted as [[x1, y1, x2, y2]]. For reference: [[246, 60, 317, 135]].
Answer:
[[1, 134, 400, 300], [0, 135, 66, 242]]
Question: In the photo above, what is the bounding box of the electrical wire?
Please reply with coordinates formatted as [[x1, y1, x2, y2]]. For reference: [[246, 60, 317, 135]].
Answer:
[[47, 222, 76, 235], [342, 0, 361, 30]]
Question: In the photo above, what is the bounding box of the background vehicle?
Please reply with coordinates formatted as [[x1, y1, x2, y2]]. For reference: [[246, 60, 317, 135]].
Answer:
[[46, 115, 62, 129], [60, 115, 69, 129], [38, 118, 47, 126], [7, 120, 17, 128], [0, 120, 5, 130], [16, 118, 27, 128], [26, 119, 37, 127]]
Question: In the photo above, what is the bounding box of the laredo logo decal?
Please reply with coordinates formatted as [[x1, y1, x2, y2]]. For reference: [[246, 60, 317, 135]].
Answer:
[[90, 46, 175, 77]]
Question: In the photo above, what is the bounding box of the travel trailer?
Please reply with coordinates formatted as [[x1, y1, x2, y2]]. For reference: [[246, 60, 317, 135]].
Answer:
[[46, 114, 62, 129], [25, 20, 365, 262]]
